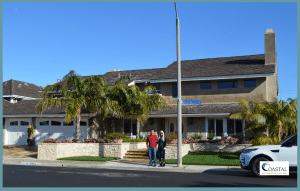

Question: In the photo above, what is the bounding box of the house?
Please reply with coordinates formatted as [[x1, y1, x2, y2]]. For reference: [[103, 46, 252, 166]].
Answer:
[[2, 29, 278, 145]]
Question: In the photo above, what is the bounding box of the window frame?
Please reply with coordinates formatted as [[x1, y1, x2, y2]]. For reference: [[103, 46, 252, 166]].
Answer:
[[217, 81, 238, 89], [200, 82, 212, 90]]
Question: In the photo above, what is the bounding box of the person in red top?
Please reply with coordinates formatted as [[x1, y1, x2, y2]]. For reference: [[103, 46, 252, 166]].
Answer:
[[146, 129, 158, 167]]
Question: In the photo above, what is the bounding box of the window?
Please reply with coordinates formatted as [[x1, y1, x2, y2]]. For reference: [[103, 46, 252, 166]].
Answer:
[[208, 119, 215, 134], [218, 81, 237, 89], [216, 120, 223, 136], [63, 121, 74, 126], [172, 84, 178, 98], [40, 121, 49, 126], [236, 120, 243, 134], [80, 121, 87, 126], [51, 121, 61, 126], [244, 80, 256, 87], [10, 121, 18, 126], [149, 83, 161, 94], [170, 123, 174, 133], [52, 94, 63, 98], [3, 118, 5, 126], [201, 82, 212, 89], [227, 119, 234, 136], [20, 121, 29, 126]]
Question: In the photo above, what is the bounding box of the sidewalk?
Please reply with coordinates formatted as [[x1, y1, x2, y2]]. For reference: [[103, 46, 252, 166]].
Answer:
[[3, 158, 246, 174]]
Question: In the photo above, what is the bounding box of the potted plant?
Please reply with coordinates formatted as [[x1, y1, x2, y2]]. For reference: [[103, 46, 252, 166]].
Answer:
[[165, 132, 178, 145], [190, 133, 203, 143], [106, 133, 127, 143], [27, 125, 35, 146]]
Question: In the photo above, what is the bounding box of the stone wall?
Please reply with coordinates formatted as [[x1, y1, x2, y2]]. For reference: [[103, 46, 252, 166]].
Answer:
[[129, 142, 147, 150], [165, 144, 191, 159], [38, 143, 130, 160]]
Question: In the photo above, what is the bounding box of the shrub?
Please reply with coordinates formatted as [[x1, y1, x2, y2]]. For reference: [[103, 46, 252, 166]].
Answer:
[[72, 139, 81, 143], [207, 131, 215, 140], [165, 132, 177, 141], [218, 137, 239, 144], [123, 138, 147, 142], [27, 125, 34, 139], [252, 135, 277, 146], [191, 133, 203, 140], [60, 139, 72, 143], [83, 138, 105, 143], [42, 138, 60, 143], [106, 133, 127, 140]]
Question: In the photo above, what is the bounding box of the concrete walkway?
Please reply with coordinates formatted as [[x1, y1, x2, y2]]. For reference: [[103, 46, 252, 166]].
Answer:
[[3, 158, 247, 174]]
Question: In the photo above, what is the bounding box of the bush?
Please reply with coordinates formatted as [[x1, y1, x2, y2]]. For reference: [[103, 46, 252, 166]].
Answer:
[[42, 138, 61, 143], [83, 138, 105, 143], [207, 131, 215, 140], [123, 138, 147, 142], [252, 135, 279, 146], [191, 133, 203, 140], [165, 132, 177, 141], [60, 139, 72, 143], [218, 137, 239, 144], [106, 133, 127, 140], [27, 125, 34, 139]]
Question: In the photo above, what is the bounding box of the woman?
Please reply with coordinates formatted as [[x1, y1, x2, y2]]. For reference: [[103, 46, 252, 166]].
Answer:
[[156, 130, 166, 167]]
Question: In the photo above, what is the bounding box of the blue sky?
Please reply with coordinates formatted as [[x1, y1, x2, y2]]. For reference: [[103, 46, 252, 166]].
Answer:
[[3, 2, 297, 101]]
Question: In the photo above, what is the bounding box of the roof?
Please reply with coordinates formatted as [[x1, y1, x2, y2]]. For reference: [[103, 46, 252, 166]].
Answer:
[[149, 103, 241, 116], [3, 79, 43, 98], [100, 54, 275, 85]]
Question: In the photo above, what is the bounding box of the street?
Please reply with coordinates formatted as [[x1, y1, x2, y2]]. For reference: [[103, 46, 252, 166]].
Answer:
[[3, 165, 297, 187]]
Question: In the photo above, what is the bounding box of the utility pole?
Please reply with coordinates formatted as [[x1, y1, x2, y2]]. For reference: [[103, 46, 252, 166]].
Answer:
[[174, 2, 182, 167]]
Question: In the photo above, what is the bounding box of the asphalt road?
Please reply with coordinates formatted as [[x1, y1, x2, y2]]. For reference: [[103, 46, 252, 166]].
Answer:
[[3, 165, 297, 187]]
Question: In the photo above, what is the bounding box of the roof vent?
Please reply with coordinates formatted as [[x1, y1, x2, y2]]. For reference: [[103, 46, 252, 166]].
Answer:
[[118, 69, 124, 71], [109, 69, 116, 72]]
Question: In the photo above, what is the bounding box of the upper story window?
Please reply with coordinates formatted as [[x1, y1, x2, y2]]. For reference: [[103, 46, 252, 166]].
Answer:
[[172, 84, 178, 98], [20, 121, 29, 126], [148, 83, 161, 94], [201, 82, 212, 89], [218, 81, 237, 89], [244, 80, 256, 87], [10, 121, 18, 126], [51, 94, 64, 98]]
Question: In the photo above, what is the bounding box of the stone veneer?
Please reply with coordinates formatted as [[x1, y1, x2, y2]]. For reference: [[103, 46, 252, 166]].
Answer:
[[38, 143, 130, 160], [38, 142, 253, 160], [165, 143, 252, 159]]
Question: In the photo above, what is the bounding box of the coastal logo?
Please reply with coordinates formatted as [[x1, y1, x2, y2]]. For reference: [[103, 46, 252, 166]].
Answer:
[[260, 161, 289, 176]]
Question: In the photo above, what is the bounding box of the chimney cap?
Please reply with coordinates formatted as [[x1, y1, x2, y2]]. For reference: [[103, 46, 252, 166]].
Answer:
[[109, 69, 116, 72], [118, 69, 124, 71], [266, 28, 275, 33]]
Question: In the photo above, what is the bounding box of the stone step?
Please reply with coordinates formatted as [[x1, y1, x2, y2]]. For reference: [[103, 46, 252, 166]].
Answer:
[[123, 155, 149, 159], [126, 151, 148, 155]]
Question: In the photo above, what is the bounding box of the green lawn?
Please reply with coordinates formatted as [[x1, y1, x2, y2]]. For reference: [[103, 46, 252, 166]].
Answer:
[[57, 156, 120, 162], [165, 151, 241, 166]]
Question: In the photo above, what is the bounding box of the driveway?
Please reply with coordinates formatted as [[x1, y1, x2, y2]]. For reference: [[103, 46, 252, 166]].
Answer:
[[3, 145, 38, 159]]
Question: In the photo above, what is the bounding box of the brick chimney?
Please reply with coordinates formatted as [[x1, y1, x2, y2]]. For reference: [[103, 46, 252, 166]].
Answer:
[[264, 29, 276, 65]]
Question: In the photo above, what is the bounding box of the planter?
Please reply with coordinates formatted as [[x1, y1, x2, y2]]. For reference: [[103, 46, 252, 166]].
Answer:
[[113, 138, 123, 143], [167, 139, 177, 145], [27, 139, 35, 146]]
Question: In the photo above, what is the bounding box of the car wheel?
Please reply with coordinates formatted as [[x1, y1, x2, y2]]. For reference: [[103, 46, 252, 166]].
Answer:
[[251, 157, 269, 177]]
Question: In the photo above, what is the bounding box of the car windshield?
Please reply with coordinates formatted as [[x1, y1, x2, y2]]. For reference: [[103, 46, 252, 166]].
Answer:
[[278, 134, 297, 145]]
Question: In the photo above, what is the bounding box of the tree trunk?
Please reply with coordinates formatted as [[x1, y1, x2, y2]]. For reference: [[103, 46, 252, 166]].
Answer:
[[267, 126, 269, 137], [137, 118, 141, 138], [76, 114, 81, 139]]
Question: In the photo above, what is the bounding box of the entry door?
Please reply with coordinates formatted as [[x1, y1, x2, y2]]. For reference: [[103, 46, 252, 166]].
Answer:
[[216, 120, 223, 137]]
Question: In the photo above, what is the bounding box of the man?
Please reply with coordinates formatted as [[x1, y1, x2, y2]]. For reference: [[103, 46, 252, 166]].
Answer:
[[146, 129, 158, 167]]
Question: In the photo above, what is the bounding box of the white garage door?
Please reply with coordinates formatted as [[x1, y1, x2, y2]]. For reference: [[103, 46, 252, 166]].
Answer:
[[35, 118, 89, 144], [5, 119, 31, 145]]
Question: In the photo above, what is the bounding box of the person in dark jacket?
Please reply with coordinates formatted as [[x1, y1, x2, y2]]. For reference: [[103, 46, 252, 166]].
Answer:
[[156, 130, 166, 167]]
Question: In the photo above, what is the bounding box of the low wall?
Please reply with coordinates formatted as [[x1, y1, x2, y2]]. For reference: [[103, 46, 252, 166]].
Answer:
[[129, 142, 147, 150], [38, 142, 253, 160], [38, 143, 130, 160], [165, 143, 252, 159]]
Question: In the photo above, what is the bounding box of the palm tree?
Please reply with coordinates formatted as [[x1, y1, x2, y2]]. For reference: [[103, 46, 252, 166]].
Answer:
[[107, 76, 169, 135], [229, 99, 267, 136], [36, 70, 115, 139], [264, 98, 297, 141]]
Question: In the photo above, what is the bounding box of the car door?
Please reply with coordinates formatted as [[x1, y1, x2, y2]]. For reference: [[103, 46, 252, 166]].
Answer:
[[277, 135, 297, 166]]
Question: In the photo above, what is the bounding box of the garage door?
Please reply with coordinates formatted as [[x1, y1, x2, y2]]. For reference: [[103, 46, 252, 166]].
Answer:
[[5, 119, 30, 145], [35, 118, 89, 144]]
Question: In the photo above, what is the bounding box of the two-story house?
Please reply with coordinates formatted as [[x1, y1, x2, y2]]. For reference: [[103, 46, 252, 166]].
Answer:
[[3, 29, 278, 145]]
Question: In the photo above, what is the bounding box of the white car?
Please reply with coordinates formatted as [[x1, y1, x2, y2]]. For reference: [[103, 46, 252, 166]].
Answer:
[[240, 133, 297, 177]]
